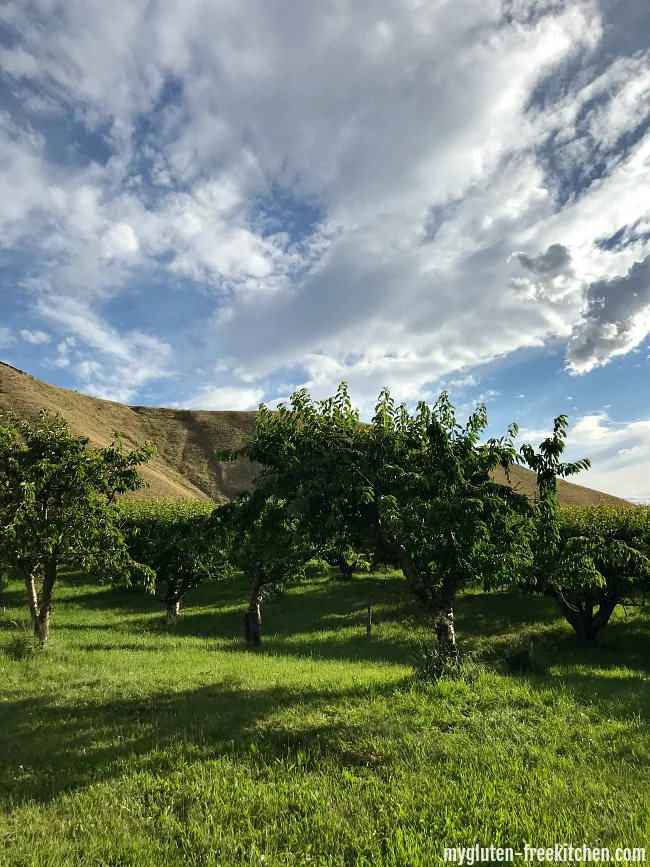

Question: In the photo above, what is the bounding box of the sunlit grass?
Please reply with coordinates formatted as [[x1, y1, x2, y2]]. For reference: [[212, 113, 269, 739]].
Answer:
[[1, 571, 649, 866]]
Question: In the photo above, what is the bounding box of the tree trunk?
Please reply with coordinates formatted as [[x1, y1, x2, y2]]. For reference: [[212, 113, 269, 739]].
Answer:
[[334, 554, 354, 581], [553, 590, 620, 648], [244, 568, 265, 646], [434, 574, 459, 661], [166, 597, 181, 618], [592, 595, 620, 635], [573, 616, 597, 649], [35, 560, 56, 644], [24, 567, 40, 636], [380, 538, 431, 606]]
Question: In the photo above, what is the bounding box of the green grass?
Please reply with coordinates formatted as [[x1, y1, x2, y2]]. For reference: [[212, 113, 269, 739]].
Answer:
[[1, 571, 649, 866]]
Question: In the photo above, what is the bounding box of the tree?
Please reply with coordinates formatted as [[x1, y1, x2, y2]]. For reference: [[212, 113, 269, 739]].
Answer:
[[516, 416, 642, 647], [120, 501, 233, 618], [549, 506, 649, 647], [214, 491, 316, 646], [320, 545, 368, 581], [0, 411, 155, 643], [221, 383, 532, 658]]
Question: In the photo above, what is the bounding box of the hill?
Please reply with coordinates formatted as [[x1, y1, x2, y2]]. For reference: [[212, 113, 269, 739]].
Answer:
[[0, 360, 630, 507]]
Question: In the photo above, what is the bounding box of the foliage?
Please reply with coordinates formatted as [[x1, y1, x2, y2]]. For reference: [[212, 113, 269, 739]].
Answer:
[[0, 411, 155, 641], [548, 505, 650, 646], [518, 418, 649, 646], [120, 500, 233, 616], [214, 492, 315, 586], [213, 491, 318, 645], [220, 382, 534, 656], [518, 414, 591, 576]]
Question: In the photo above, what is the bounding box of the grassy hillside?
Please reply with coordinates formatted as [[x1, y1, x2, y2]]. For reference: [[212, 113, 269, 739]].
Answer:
[[1, 570, 648, 865], [0, 361, 630, 507], [0, 362, 258, 502]]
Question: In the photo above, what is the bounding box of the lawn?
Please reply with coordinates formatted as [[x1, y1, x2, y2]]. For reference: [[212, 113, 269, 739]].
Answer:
[[1, 571, 649, 866]]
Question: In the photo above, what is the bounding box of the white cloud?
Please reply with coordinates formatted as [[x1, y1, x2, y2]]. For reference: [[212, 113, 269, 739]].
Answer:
[[0, 327, 16, 349], [478, 390, 500, 403], [101, 222, 140, 258], [53, 336, 76, 369], [566, 252, 650, 373], [0, 0, 648, 412], [448, 375, 477, 390], [181, 385, 265, 411], [20, 329, 51, 345], [38, 297, 171, 402]]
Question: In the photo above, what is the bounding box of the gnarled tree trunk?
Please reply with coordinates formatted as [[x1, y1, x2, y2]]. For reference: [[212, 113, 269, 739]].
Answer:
[[380, 536, 459, 659], [373, 504, 459, 659], [36, 560, 56, 644], [26, 560, 56, 644], [553, 590, 620, 648], [24, 566, 40, 636], [333, 554, 354, 582], [244, 567, 265, 646]]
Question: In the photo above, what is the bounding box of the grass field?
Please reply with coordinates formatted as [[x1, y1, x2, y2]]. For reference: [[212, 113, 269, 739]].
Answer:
[[1, 570, 649, 866]]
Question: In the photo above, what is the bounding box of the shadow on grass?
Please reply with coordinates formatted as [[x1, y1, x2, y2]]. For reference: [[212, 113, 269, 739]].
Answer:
[[0, 677, 407, 812], [141, 574, 419, 665], [3, 573, 650, 801], [456, 589, 557, 639], [458, 590, 650, 664], [457, 590, 650, 721]]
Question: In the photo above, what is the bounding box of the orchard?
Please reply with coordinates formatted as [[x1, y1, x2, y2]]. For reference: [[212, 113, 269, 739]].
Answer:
[[1, 389, 647, 655]]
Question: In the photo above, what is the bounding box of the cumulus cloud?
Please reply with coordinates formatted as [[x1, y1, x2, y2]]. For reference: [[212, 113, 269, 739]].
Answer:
[[101, 223, 140, 258], [0, 0, 648, 416], [512, 243, 574, 278], [181, 385, 265, 411], [566, 252, 650, 373]]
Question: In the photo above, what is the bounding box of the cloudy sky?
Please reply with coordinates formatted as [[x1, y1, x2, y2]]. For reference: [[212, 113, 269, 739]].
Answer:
[[1, 0, 649, 499]]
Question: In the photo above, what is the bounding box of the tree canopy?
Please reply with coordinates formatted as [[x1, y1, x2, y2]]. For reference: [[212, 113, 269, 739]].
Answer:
[[220, 383, 538, 656], [0, 411, 155, 642]]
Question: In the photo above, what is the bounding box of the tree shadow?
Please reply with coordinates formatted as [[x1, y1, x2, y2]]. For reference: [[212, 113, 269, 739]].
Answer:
[[456, 591, 650, 720], [0, 677, 408, 812], [138, 574, 420, 665], [456, 589, 557, 639]]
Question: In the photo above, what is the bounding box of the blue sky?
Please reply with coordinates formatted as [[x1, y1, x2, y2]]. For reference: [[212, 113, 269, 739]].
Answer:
[[0, 0, 649, 500]]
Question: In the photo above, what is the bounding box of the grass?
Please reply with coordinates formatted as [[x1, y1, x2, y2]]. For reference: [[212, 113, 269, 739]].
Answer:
[[1, 570, 649, 866]]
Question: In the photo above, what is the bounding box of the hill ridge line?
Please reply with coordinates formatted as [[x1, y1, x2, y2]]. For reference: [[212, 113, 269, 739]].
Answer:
[[0, 360, 630, 507]]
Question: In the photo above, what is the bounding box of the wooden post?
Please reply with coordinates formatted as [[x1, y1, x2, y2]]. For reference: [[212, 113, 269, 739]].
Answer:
[[366, 603, 372, 636]]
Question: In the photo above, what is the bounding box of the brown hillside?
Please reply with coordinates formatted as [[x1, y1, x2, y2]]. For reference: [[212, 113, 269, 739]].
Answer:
[[0, 361, 630, 507]]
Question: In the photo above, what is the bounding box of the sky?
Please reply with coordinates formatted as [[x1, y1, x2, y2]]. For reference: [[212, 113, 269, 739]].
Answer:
[[0, 0, 649, 501]]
